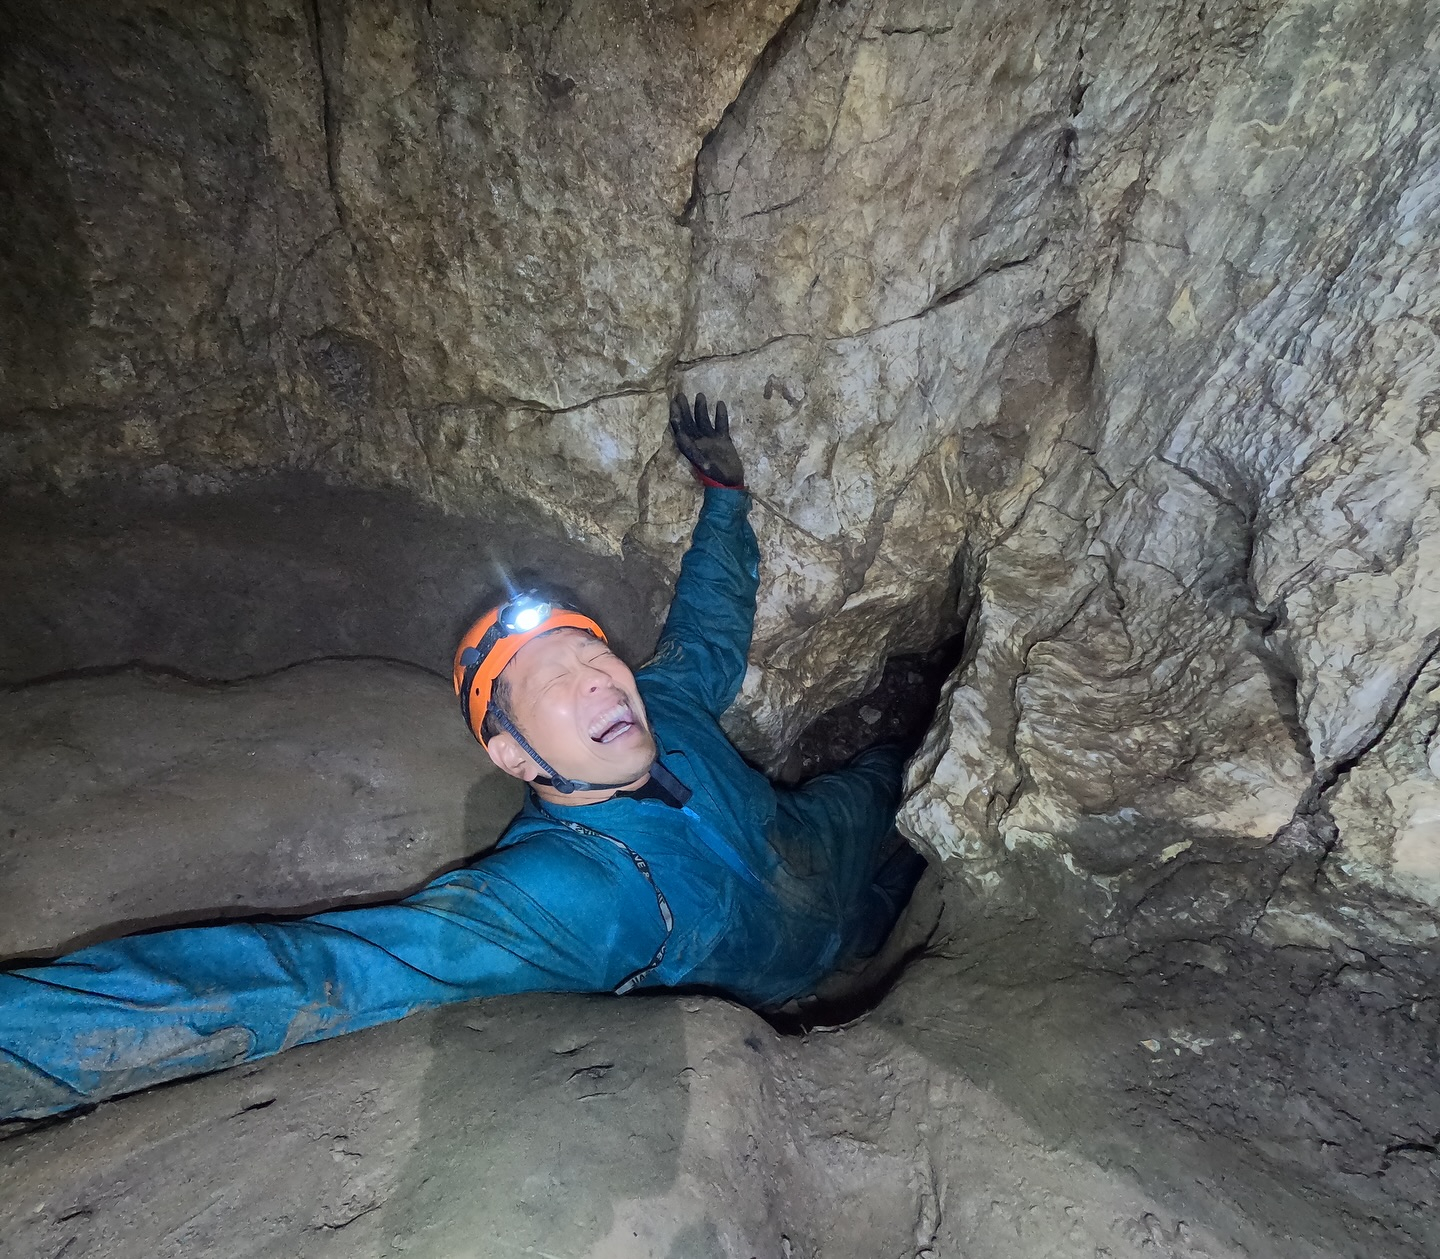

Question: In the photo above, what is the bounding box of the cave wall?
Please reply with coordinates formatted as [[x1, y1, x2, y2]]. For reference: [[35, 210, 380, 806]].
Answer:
[[3, 0, 1438, 929], [888, 0, 1440, 945], [0, 0, 791, 543]]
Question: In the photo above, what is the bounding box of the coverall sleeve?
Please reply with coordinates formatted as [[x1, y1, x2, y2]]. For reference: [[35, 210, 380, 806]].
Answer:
[[640, 485, 760, 717], [0, 834, 665, 1119]]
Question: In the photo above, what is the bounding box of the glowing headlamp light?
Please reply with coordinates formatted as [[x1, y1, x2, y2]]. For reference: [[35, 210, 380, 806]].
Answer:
[[500, 598, 550, 634]]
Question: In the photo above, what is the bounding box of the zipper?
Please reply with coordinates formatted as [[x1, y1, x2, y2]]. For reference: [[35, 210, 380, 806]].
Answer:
[[536, 804, 674, 996]]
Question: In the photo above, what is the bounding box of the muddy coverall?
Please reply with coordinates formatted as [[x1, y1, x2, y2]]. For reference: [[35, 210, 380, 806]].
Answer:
[[0, 487, 924, 1119]]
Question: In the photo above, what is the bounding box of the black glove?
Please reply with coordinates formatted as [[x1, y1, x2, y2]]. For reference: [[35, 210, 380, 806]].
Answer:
[[669, 392, 745, 489]]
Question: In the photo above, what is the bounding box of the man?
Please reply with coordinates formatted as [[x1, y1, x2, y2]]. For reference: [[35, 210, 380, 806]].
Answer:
[[0, 394, 925, 1121]]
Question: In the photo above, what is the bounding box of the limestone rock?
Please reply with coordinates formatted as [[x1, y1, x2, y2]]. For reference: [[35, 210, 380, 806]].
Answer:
[[0, 661, 523, 959], [688, 0, 1439, 926], [1329, 656, 1440, 919], [0, 0, 794, 549], [0, 945, 1411, 1256], [0, 988, 1254, 1259], [3, 0, 1439, 927], [893, 0, 1440, 921], [0, 476, 670, 687]]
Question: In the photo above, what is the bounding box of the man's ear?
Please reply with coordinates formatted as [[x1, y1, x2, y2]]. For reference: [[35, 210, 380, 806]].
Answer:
[[485, 731, 539, 782]]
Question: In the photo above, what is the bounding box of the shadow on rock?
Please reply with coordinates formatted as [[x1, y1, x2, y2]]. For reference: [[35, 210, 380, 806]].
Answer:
[[372, 993, 693, 1256], [877, 850, 1440, 1259]]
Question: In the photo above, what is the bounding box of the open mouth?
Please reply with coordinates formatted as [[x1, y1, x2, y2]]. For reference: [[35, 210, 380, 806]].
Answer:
[[589, 701, 638, 745]]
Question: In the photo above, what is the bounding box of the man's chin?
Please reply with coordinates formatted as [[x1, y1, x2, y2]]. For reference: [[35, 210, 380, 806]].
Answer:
[[605, 730, 656, 783], [552, 740, 652, 789]]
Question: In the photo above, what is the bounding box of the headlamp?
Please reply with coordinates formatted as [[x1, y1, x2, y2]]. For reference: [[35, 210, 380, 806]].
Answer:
[[501, 598, 550, 634]]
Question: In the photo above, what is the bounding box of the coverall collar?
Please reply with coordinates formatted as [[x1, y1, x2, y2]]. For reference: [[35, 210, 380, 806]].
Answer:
[[527, 746, 693, 822]]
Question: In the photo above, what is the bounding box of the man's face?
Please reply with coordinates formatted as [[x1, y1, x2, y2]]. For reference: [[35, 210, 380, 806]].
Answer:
[[487, 628, 656, 789]]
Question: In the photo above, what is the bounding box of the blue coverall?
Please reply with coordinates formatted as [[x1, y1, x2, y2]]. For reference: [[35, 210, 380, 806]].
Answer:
[[0, 488, 924, 1120]]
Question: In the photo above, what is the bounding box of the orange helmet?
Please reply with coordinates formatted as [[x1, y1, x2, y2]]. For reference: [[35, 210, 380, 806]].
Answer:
[[452, 594, 606, 745]]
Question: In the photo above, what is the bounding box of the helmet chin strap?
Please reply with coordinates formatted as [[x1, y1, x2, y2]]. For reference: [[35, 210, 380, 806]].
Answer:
[[489, 706, 646, 795]]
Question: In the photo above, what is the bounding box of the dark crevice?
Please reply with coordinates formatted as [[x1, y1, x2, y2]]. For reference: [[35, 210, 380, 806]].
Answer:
[[1379, 1138, 1440, 1175], [763, 919, 941, 1036], [678, 119, 721, 226], [779, 631, 967, 784], [306, 0, 348, 236], [674, 331, 812, 370], [753, 587, 968, 1031], [0, 1104, 99, 1142], [501, 383, 658, 416], [1069, 41, 1089, 117], [1253, 630, 1315, 770], [1056, 126, 1079, 184], [3, 652, 447, 697], [757, 639, 964, 1032], [878, 26, 954, 38], [676, 0, 812, 227], [926, 241, 1049, 314], [314, 1200, 385, 1232]]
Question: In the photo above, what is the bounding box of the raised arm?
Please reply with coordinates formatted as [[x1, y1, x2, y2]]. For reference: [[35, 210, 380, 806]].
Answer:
[[0, 834, 666, 1119], [639, 394, 759, 716]]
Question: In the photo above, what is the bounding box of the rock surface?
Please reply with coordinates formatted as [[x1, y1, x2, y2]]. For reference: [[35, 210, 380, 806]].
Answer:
[[0, 0, 793, 548], [0, 661, 524, 959], [0, 666, 1410, 1259], [3, 5, 1440, 1247], [0, 987, 1266, 1259], [3, 0, 1437, 929], [889, 0, 1440, 937], [0, 473, 669, 686]]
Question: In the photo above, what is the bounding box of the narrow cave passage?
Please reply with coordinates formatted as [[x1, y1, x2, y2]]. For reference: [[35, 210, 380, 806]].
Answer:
[[6, 438, 1433, 1259], [0, 463, 956, 1253], [4, 0, 1440, 1257]]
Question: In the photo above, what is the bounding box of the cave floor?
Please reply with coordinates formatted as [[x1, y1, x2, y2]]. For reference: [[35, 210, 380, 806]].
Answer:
[[0, 983, 1258, 1259], [2, 663, 1432, 1258]]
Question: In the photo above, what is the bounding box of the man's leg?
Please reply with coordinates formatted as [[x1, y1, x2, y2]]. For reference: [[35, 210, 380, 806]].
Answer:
[[772, 744, 926, 962]]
